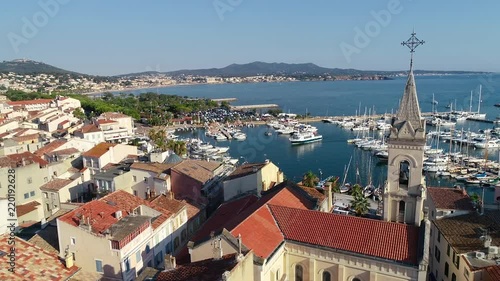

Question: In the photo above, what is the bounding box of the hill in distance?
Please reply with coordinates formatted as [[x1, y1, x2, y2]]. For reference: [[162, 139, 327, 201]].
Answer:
[[0, 59, 489, 78], [0, 59, 83, 76]]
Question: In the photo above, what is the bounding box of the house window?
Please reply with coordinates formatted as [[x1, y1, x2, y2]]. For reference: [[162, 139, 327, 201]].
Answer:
[[133, 190, 137, 196], [398, 160, 410, 186], [434, 246, 441, 262], [437, 231, 441, 242], [165, 242, 172, 254], [144, 177, 148, 183], [275, 269, 281, 280], [95, 259, 103, 273], [72, 252, 76, 262], [70, 237, 76, 245], [295, 264, 303, 281], [447, 244, 450, 256], [322, 271, 331, 281], [452, 273, 456, 281], [445, 262, 449, 277], [27, 177, 32, 184], [136, 250, 142, 263], [454, 253, 460, 268], [146, 244, 151, 254], [181, 229, 187, 242], [464, 268, 469, 279], [43, 192, 48, 198], [174, 237, 180, 250], [133, 176, 137, 182], [24, 193, 29, 199], [30, 191, 35, 197], [124, 258, 130, 272]]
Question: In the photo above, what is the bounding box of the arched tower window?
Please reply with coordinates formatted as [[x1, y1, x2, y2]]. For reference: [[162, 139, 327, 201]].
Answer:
[[322, 271, 331, 281], [399, 160, 410, 187], [295, 264, 303, 281], [399, 200, 406, 222]]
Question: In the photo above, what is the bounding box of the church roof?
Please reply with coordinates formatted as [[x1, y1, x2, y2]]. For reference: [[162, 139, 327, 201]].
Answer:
[[396, 68, 423, 130]]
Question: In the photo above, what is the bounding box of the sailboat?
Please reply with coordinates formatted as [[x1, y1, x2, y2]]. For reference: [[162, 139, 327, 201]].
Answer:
[[468, 85, 487, 120], [340, 156, 353, 193], [363, 159, 376, 197]]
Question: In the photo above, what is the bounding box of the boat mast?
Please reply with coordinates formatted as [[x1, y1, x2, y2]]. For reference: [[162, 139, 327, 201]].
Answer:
[[469, 91, 473, 113], [342, 156, 353, 186], [478, 84, 482, 114]]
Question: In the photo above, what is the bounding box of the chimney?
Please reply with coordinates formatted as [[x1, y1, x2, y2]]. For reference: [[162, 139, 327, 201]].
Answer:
[[327, 182, 333, 212], [164, 254, 176, 270], [64, 247, 74, 268], [213, 236, 223, 260], [484, 235, 492, 248]]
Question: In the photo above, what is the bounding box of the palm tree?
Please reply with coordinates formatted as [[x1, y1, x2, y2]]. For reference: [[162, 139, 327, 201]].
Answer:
[[351, 194, 370, 217], [302, 171, 318, 188], [350, 184, 363, 198]]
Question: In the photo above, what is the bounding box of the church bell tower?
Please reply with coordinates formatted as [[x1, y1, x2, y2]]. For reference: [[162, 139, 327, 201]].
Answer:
[[383, 32, 427, 226]]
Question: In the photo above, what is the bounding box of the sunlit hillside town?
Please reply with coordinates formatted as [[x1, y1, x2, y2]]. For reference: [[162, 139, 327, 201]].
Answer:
[[3, 49, 500, 281]]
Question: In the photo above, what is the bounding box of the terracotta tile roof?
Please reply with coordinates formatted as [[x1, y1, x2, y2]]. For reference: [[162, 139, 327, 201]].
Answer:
[[82, 142, 116, 158], [45, 147, 80, 158], [12, 133, 39, 142], [182, 200, 202, 219], [225, 162, 267, 181], [79, 124, 101, 133], [297, 185, 326, 202], [7, 99, 53, 106], [269, 205, 419, 265], [172, 160, 222, 184], [131, 162, 176, 175], [1, 151, 49, 168], [99, 112, 130, 119], [231, 206, 284, 258], [40, 178, 73, 191], [58, 200, 120, 235], [96, 119, 117, 125], [0, 235, 80, 281], [101, 190, 173, 229], [16, 201, 41, 217], [155, 253, 240, 281], [427, 187, 475, 211], [486, 265, 500, 281], [433, 210, 500, 254], [28, 224, 60, 254], [58, 190, 174, 238], [34, 139, 67, 157], [188, 182, 319, 259], [148, 194, 186, 215]]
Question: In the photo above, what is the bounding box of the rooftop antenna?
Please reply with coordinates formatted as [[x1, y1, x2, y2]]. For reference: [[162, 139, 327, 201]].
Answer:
[[401, 29, 425, 71]]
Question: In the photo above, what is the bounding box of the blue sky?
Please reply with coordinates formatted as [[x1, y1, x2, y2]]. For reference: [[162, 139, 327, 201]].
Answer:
[[1, 0, 499, 75]]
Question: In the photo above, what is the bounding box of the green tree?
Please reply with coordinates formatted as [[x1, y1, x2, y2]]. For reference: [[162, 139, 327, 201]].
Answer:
[[350, 194, 370, 217], [350, 184, 363, 198], [148, 128, 168, 151], [72, 108, 86, 120], [329, 176, 340, 193], [302, 171, 318, 188]]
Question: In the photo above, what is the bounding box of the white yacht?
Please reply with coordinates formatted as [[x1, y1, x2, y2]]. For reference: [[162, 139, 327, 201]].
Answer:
[[233, 132, 247, 141], [289, 132, 323, 145]]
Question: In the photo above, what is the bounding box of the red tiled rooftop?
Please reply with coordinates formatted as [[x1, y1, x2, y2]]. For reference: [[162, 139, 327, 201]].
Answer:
[[231, 206, 284, 258], [148, 194, 186, 215], [225, 162, 267, 181], [82, 142, 117, 158], [40, 178, 73, 192], [12, 133, 39, 142], [486, 265, 500, 281], [79, 124, 101, 133], [46, 147, 80, 157], [0, 152, 48, 168], [96, 119, 117, 125], [427, 187, 475, 211], [0, 236, 80, 281], [155, 253, 239, 281], [172, 160, 222, 184], [34, 139, 67, 157], [269, 205, 419, 265], [58, 200, 120, 235], [16, 201, 41, 217], [7, 99, 53, 106]]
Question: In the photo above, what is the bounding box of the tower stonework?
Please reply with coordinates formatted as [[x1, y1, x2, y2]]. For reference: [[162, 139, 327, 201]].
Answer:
[[383, 32, 427, 226]]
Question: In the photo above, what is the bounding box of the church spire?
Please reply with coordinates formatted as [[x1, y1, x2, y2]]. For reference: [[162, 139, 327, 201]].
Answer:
[[396, 31, 425, 130]]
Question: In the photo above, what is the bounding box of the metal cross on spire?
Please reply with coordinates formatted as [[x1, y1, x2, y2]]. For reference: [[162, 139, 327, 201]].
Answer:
[[401, 31, 425, 70]]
